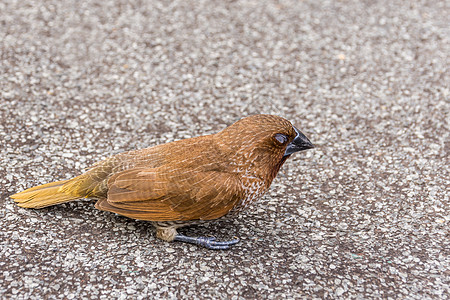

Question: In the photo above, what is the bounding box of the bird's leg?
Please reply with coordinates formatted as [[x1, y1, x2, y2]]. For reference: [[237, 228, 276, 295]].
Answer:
[[155, 224, 239, 250], [173, 234, 240, 250]]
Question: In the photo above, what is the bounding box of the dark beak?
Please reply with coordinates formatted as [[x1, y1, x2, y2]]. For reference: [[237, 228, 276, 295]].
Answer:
[[284, 126, 314, 156]]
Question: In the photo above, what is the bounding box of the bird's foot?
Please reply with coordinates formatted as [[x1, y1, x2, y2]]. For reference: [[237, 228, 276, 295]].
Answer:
[[173, 235, 239, 250]]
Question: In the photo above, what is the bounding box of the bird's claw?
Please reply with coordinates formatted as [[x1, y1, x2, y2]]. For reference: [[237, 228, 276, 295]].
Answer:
[[174, 234, 240, 250]]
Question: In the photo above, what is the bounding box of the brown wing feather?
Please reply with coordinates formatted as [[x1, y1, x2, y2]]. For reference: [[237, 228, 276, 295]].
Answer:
[[97, 167, 242, 222], [95, 198, 180, 220], [105, 168, 168, 202]]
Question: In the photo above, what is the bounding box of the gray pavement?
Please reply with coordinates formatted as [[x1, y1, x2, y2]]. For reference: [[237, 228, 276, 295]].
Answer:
[[1, 0, 449, 298]]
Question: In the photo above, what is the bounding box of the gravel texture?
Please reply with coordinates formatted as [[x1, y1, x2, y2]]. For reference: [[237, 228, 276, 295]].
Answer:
[[1, 0, 449, 299]]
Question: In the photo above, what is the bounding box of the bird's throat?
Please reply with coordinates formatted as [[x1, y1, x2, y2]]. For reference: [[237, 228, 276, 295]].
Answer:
[[270, 155, 290, 182]]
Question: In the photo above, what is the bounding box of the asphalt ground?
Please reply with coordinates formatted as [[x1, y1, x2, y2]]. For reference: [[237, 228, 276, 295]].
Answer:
[[0, 0, 449, 299]]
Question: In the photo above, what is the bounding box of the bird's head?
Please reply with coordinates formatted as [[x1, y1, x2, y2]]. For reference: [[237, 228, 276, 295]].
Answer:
[[215, 114, 314, 181]]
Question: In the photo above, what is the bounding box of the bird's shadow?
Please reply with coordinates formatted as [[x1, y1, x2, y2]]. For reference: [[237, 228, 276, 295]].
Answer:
[[13, 198, 286, 250]]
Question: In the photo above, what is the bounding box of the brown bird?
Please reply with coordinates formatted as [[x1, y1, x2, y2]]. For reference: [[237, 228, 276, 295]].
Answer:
[[11, 114, 313, 249]]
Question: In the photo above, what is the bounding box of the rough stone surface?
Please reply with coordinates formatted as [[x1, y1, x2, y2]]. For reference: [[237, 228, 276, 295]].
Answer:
[[1, 0, 448, 298]]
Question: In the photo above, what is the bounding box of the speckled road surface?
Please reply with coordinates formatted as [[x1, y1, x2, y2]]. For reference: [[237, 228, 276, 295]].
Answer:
[[1, 0, 449, 299]]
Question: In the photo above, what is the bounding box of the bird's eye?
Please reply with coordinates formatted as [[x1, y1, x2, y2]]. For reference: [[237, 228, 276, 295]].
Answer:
[[274, 133, 288, 145]]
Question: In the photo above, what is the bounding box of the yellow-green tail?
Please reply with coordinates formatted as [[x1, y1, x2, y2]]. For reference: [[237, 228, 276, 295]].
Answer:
[[11, 179, 82, 209]]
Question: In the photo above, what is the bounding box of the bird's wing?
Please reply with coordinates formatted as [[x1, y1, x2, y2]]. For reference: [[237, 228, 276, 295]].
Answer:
[[95, 167, 242, 221]]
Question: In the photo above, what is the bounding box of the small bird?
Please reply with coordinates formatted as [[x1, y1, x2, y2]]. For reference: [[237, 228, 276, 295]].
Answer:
[[12, 114, 313, 249]]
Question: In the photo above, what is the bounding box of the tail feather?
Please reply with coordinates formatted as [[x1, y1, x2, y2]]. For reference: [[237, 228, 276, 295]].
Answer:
[[11, 179, 81, 209]]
